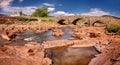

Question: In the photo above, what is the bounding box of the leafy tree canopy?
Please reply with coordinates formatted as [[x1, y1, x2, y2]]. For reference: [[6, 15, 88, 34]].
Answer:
[[31, 7, 49, 17]]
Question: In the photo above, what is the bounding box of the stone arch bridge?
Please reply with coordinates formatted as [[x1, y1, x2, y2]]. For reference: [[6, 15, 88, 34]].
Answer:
[[52, 15, 120, 26]]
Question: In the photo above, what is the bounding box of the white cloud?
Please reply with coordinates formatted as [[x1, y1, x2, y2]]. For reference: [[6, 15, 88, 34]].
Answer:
[[48, 7, 55, 12], [0, 0, 37, 15], [53, 11, 74, 16], [0, 0, 14, 8], [2, 6, 38, 15], [0, 0, 24, 7], [43, 3, 54, 7], [81, 8, 110, 16], [22, 6, 37, 15], [2, 6, 55, 15]]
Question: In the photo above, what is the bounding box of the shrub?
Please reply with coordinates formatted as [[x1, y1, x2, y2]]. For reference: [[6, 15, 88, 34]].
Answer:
[[15, 16, 29, 21], [116, 29, 120, 35], [15, 16, 38, 22], [106, 23, 120, 33], [76, 20, 83, 25], [40, 17, 54, 22]]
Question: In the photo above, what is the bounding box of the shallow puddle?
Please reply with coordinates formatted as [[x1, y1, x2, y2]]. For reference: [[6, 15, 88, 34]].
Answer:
[[0, 27, 74, 45], [18, 27, 74, 43], [45, 46, 98, 65]]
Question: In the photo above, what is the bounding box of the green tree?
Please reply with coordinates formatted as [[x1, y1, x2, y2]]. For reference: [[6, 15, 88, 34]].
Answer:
[[32, 7, 49, 17]]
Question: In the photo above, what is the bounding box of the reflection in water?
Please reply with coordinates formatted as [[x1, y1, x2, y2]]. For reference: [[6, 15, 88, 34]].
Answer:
[[23, 27, 74, 43], [46, 46, 98, 65], [0, 27, 74, 45], [0, 27, 98, 65]]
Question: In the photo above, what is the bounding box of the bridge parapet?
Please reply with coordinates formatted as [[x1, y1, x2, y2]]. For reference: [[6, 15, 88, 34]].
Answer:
[[53, 15, 120, 26]]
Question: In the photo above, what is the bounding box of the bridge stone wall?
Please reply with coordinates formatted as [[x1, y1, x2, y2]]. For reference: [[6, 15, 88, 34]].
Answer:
[[52, 15, 120, 26]]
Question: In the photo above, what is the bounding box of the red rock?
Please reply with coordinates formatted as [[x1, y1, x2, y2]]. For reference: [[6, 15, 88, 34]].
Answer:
[[0, 42, 52, 65], [0, 32, 10, 41], [52, 28, 64, 37]]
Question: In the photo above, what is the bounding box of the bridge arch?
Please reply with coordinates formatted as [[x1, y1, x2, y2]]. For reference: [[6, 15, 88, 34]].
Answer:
[[92, 20, 107, 27], [57, 19, 67, 25], [72, 18, 84, 25]]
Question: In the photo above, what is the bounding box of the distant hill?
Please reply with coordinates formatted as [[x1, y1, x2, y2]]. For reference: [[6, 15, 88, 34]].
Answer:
[[0, 14, 8, 17], [102, 15, 120, 19]]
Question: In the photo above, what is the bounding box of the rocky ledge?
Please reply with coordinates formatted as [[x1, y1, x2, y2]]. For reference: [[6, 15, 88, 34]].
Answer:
[[89, 37, 120, 65], [0, 42, 51, 65]]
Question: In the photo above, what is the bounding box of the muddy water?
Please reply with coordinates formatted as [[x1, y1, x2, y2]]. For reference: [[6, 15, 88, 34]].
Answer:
[[46, 46, 98, 65]]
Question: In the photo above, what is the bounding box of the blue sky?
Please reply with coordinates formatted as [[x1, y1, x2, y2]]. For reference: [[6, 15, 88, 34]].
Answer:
[[0, 0, 120, 17]]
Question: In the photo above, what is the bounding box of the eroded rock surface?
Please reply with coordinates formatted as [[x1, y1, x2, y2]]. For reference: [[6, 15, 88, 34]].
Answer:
[[89, 37, 120, 65], [0, 42, 51, 65]]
